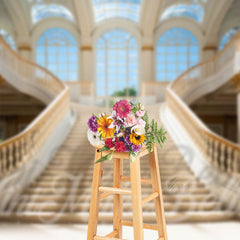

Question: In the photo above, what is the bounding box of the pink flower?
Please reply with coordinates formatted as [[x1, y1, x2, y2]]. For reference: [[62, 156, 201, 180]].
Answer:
[[137, 118, 146, 127], [113, 100, 132, 119], [125, 113, 137, 127], [136, 110, 145, 117]]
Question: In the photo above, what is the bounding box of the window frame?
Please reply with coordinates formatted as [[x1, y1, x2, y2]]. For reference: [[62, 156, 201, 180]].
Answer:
[[35, 27, 79, 82], [160, 4, 204, 23], [219, 27, 240, 51], [95, 28, 139, 99], [92, 0, 141, 23], [155, 27, 199, 82], [31, 4, 74, 24]]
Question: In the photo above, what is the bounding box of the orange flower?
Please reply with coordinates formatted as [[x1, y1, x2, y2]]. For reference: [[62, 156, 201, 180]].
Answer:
[[97, 115, 115, 139]]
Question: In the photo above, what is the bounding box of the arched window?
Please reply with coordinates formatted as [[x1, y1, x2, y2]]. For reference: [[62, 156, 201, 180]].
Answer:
[[36, 28, 78, 82], [156, 28, 199, 82], [96, 28, 138, 97], [160, 4, 204, 23], [31, 4, 74, 24], [219, 27, 239, 50], [0, 29, 16, 50], [92, 0, 141, 22]]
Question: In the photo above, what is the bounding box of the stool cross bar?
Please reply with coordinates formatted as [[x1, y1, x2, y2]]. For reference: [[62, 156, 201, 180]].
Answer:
[[87, 146, 168, 240]]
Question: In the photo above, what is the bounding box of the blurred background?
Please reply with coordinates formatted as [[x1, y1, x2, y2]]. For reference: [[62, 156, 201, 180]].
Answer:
[[0, 0, 240, 239]]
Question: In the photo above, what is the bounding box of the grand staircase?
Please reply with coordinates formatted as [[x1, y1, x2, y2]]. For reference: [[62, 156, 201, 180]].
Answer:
[[0, 104, 235, 223], [1, 30, 240, 225]]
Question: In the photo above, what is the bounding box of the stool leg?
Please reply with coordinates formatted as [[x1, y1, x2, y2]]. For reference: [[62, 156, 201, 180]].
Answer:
[[130, 156, 144, 240], [87, 150, 104, 240], [113, 158, 123, 238], [149, 146, 168, 240]]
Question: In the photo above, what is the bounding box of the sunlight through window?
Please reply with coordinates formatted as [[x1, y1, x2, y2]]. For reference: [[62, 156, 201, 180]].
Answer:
[[160, 4, 204, 23], [31, 4, 74, 24], [92, 0, 141, 22], [0, 29, 16, 50], [156, 28, 199, 82], [219, 27, 239, 50], [36, 28, 78, 82], [96, 28, 138, 97]]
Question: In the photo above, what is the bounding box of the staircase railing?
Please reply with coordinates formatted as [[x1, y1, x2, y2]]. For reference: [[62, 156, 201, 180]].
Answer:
[[167, 31, 240, 175], [0, 37, 70, 177]]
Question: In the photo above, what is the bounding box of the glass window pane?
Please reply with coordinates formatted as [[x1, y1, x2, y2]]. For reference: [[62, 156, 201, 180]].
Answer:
[[156, 27, 199, 82], [0, 29, 16, 50], [160, 4, 204, 23], [36, 27, 78, 82], [96, 28, 138, 97], [31, 4, 74, 24], [219, 27, 239, 50], [92, 0, 141, 22]]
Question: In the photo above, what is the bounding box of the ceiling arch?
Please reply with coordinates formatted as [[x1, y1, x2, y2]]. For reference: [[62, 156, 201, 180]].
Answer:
[[31, 3, 75, 24], [203, 0, 233, 46], [93, 18, 142, 47], [92, 0, 141, 23], [3, 0, 30, 45], [154, 17, 204, 49], [160, 4, 204, 23], [72, 0, 94, 39], [31, 17, 81, 50]]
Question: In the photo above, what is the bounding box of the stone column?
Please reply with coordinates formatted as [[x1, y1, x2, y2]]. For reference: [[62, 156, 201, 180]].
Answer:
[[81, 45, 93, 82], [140, 45, 154, 96], [141, 45, 154, 81], [18, 44, 32, 61], [202, 46, 217, 61], [231, 73, 240, 143], [80, 45, 94, 98]]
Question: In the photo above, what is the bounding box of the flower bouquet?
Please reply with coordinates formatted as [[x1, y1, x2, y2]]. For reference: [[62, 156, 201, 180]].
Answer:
[[87, 100, 167, 163]]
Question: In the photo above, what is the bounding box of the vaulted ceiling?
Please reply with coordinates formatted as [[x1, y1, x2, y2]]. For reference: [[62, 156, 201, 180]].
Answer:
[[0, 0, 234, 47]]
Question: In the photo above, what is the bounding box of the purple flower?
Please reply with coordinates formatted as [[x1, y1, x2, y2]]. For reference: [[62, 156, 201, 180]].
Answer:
[[124, 145, 130, 152], [125, 135, 131, 146], [132, 144, 141, 153], [88, 115, 98, 132]]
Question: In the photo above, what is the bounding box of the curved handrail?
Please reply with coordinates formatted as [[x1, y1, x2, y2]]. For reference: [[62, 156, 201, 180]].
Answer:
[[167, 30, 240, 175], [0, 36, 70, 177], [0, 36, 65, 94]]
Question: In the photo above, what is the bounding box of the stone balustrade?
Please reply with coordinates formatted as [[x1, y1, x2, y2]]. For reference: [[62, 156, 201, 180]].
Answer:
[[0, 36, 70, 177]]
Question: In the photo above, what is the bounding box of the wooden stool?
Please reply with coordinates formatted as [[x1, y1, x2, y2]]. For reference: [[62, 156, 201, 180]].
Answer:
[[87, 146, 168, 240]]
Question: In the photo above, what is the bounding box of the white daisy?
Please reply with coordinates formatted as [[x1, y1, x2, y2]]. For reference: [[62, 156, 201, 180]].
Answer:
[[87, 129, 103, 146], [131, 125, 145, 135]]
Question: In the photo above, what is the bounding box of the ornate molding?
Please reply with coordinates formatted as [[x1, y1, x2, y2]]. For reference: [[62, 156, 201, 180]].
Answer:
[[202, 46, 217, 51], [81, 46, 92, 51], [142, 46, 154, 51], [18, 45, 32, 51], [231, 72, 240, 91]]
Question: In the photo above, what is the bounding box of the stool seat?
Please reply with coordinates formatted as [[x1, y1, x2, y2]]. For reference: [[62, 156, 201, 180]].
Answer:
[[87, 146, 168, 240], [92, 144, 155, 160]]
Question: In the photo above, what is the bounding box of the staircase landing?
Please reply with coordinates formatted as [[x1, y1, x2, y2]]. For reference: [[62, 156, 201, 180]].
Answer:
[[0, 104, 236, 223]]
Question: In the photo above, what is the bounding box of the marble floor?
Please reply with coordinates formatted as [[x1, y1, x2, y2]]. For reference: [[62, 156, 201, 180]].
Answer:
[[0, 222, 239, 240]]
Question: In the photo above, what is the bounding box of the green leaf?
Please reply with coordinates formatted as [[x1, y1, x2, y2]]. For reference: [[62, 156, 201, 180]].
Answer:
[[99, 146, 110, 152], [95, 152, 113, 164]]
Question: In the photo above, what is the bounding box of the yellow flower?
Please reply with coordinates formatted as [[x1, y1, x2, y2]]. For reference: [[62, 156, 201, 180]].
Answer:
[[97, 115, 115, 139], [130, 133, 146, 146]]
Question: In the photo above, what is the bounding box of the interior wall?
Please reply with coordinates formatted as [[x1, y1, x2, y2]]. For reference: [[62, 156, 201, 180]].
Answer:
[[0, 115, 40, 140], [198, 115, 237, 142]]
